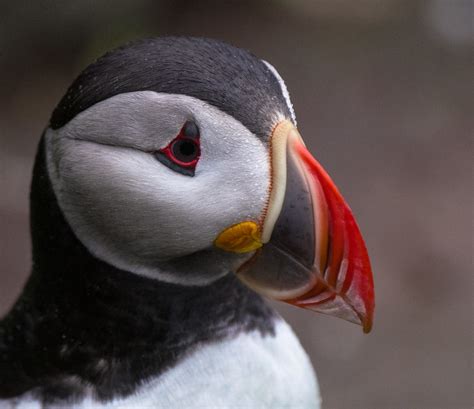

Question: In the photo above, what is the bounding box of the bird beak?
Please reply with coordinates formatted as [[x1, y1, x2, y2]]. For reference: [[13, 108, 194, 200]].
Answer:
[[215, 120, 374, 333]]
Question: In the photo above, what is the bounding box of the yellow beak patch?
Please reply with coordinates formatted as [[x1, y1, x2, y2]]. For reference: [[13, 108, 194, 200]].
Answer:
[[214, 221, 263, 253]]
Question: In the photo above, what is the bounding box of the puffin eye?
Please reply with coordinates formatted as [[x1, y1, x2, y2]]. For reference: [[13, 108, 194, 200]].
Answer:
[[155, 121, 201, 176], [171, 139, 199, 163]]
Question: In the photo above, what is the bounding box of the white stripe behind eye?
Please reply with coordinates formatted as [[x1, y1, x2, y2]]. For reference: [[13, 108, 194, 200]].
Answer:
[[262, 60, 296, 125]]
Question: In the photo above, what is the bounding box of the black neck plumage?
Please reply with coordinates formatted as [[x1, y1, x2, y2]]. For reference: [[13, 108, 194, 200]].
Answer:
[[0, 137, 275, 403]]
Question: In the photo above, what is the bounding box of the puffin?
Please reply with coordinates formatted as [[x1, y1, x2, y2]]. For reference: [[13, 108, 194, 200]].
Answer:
[[0, 37, 374, 408]]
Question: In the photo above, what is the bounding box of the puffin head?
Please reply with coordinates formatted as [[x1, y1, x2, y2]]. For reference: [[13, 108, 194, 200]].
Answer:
[[42, 37, 374, 332]]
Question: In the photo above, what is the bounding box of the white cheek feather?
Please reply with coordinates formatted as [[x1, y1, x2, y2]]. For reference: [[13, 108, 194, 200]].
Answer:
[[2, 321, 320, 409], [45, 92, 271, 285], [262, 60, 297, 126]]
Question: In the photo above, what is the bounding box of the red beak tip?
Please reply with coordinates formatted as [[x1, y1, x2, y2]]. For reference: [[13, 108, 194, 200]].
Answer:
[[362, 314, 373, 333]]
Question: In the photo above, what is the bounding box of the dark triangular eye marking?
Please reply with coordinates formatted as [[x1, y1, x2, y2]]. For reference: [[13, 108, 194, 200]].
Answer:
[[183, 120, 199, 139]]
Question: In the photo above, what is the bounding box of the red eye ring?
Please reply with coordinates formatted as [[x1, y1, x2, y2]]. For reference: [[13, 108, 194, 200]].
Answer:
[[155, 121, 201, 176], [160, 137, 200, 168]]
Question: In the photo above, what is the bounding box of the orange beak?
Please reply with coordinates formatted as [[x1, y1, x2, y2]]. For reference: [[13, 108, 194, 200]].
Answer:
[[236, 120, 375, 333]]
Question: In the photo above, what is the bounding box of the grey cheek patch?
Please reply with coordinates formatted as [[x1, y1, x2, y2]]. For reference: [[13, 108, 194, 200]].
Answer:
[[46, 91, 271, 286]]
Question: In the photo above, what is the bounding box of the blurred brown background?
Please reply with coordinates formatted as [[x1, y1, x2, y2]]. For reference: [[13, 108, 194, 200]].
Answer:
[[0, 1, 472, 408]]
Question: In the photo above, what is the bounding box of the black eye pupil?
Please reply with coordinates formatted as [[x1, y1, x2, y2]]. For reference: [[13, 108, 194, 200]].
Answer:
[[178, 141, 195, 156], [172, 139, 198, 162]]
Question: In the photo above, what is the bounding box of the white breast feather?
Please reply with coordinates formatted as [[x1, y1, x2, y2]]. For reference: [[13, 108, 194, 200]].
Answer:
[[2, 320, 320, 409]]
